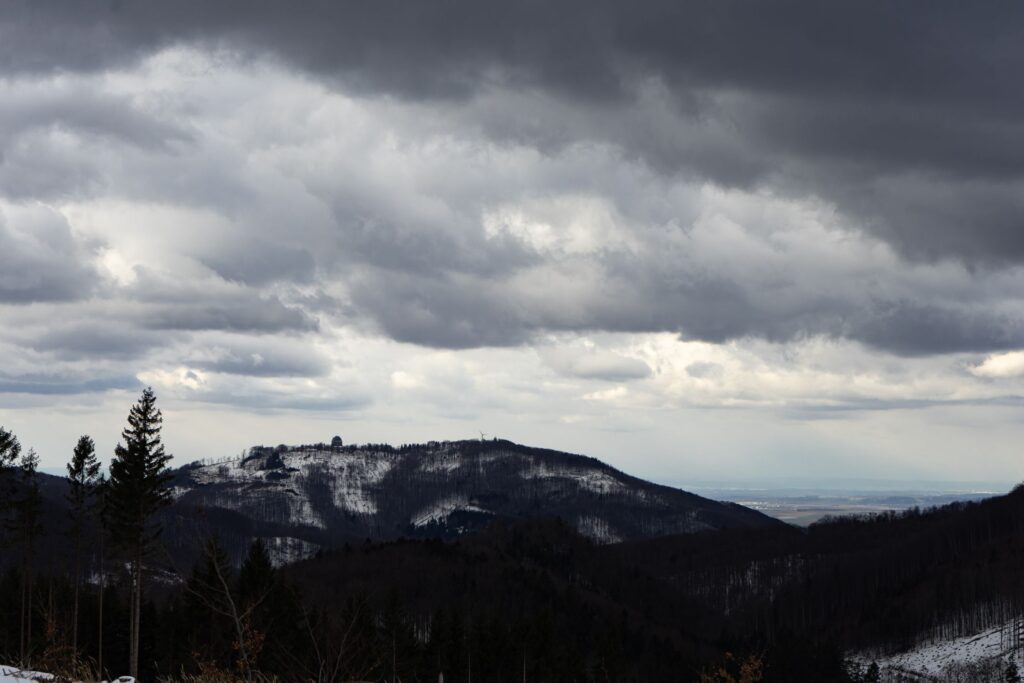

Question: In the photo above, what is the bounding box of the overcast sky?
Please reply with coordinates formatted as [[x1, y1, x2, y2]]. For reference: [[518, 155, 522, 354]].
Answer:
[[2, 1, 1024, 487]]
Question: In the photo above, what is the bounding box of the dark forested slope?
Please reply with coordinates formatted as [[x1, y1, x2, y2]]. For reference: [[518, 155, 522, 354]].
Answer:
[[609, 484, 1024, 654]]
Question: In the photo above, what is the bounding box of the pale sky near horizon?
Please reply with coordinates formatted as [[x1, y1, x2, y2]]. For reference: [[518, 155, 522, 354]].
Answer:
[[2, 3, 1024, 487]]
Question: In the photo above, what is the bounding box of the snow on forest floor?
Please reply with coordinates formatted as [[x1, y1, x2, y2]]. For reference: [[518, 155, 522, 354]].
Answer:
[[853, 622, 1022, 680], [0, 667, 134, 683], [0, 666, 52, 682]]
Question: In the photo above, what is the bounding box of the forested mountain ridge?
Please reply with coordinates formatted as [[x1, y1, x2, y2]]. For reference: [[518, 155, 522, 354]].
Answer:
[[608, 483, 1024, 661], [163, 438, 782, 564]]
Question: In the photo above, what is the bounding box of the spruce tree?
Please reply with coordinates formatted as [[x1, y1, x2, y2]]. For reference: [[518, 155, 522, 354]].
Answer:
[[107, 387, 173, 679], [238, 539, 274, 604], [0, 426, 21, 531], [237, 539, 306, 674], [1007, 661, 1021, 683], [66, 435, 100, 656], [0, 425, 19, 469], [184, 536, 237, 670]]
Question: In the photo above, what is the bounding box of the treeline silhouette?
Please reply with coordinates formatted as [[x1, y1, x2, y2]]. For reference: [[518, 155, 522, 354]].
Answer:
[[0, 515, 840, 682]]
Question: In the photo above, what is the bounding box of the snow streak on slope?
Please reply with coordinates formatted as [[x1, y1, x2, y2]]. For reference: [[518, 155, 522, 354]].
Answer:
[[520, 460, 628, 495], [264, 536, 320, 567], [416, 442, 463, 473], [317, 449, 395, 515], [575, 515, 623, 543], [410, 494, 489, 527]]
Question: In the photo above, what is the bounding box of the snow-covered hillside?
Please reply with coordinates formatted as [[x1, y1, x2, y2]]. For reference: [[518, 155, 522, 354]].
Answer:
[[164, 438, 780, 564], [854, 621, 1024, 682]]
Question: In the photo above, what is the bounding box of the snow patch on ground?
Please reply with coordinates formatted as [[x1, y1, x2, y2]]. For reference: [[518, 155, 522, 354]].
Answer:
[[853, 621, 1024, 681], [0, 666, 52, 682], [1, 664, 135, 682]]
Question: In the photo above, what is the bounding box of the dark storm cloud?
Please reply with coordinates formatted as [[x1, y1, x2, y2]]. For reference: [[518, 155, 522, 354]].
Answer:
[[345, 239, 1024, 356], [347, 270, 533, 349], [140, 299, 316, 334], [29, 322, 168, 360], [0, 372, 139, 395], [0, 84, 189, 151], [0, 205, 102, 303], [0, 78, 191, 200], [199, 240, 316, 286], [3, 1, 1022, 265], [189, 342, 331, 378], [852, 301, 1023, 357], [128, 269, 319, 334], [4, 2, 1020, 110], [203, 393, 370, 413]]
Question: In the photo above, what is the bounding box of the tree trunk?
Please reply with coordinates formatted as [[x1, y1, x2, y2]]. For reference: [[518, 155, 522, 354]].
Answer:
[[129, 558, 136, 680], [19, 556, 26, 663], [128, 561, 133, 677], [25, 546, 33, 663], [97, 539, 104, 680], [72, 531, 81, 655], [131, 549, 142, 680]]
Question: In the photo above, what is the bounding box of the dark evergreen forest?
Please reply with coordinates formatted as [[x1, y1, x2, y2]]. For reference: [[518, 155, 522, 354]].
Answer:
[[2, 487, 1024, 681]]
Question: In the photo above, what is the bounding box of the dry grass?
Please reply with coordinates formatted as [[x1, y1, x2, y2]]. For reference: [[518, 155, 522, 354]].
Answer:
[[156, 662, 280, 683]]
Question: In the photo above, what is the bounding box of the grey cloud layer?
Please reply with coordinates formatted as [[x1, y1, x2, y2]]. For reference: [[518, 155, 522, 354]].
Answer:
[[0, 2, 1023, 393], [4, 1, 1024, 263]]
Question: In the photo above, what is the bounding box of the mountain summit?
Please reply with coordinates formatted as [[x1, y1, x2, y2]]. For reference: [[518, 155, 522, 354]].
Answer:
[[167, 438, 781, 564]]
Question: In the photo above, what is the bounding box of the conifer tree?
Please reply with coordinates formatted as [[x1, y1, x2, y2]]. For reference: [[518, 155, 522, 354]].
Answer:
[[66, 434, 100, 655], [237, 539, 307, 675], [0, 425, 19, 468], [184, 536, 237, 670], [1007, 661, 1021, 683], [237, 539, 274, 604], [107, 387, 173, 679], [0, 426, 21, 532]]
